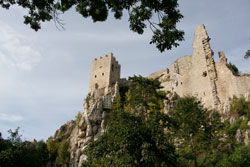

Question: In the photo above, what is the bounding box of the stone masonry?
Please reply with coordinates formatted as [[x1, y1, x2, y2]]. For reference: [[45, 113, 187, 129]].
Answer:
[[88, 53, 120, 96], [149, 24, 250, 112]]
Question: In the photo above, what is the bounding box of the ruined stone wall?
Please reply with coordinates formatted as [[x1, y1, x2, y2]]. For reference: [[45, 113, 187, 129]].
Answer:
[[216, 62, 250, 106], [88, 53, 120, 94], [149, 24, 250, 110], [188, 25, 218, 109], [150, 25, 216, 109], [169, 55, 193, 97], [149, 68, 170, 79]]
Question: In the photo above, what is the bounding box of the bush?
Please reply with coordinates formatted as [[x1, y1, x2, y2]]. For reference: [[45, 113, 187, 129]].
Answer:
[[168, 97, 224, 167], [75, 112, 81, 126], [218, 145, 250, 167], [82, 110, 177, 167], [228, 62, 240, 75], [57, 140, 69, 166], [82, 76, 176, 167], [245, 49, 250, 59], [46, 137, 58, 160], [231, 95, 250, 117], [0, 128, 49, 167], [240, 117, 249, 131]]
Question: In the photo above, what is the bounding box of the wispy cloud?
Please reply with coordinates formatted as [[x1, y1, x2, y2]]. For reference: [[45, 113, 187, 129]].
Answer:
[[0, 21, 41, 71], [0, 113, 23, 122]]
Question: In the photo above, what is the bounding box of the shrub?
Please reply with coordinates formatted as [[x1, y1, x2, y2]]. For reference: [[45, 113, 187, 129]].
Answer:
[[46, 137, 58, 160], [231, 95, 250, 117], [75, 112, 81, 126], [57, 140, 70, 166], [228, 62, 240, 75], [245, 49, 250, 59]]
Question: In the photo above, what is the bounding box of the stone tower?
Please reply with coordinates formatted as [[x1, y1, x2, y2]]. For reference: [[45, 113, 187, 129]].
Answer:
[[88, 53, 120, 96]]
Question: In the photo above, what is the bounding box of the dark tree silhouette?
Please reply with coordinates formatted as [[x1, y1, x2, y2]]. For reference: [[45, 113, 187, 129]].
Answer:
[[0, 0, 184, 52]]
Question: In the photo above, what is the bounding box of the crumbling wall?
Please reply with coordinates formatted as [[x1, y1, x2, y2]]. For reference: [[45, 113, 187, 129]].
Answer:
[[150, 25, 217, 109], [149, 24, 250, 110], [216, 60, 250, 109]]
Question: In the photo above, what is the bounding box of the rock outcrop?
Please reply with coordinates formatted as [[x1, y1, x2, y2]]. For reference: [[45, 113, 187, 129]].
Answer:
[[52, 82, 119, 167]]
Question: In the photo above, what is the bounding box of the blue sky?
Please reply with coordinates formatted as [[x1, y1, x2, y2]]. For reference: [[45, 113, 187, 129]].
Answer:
[[0, 0, 249, 141]]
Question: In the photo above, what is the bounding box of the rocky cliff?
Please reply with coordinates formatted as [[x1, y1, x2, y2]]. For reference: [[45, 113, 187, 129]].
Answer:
[[50, 82, 119, 167]]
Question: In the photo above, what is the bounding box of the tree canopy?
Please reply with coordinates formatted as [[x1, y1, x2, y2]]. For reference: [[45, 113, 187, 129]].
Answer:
[[168, 97, 225, 167], [0, 0, 184, 52], [0, 127, 49, 167], [82, 76, 177, 167], [82, 76, 250, 167], [82, 110, 177, 167]]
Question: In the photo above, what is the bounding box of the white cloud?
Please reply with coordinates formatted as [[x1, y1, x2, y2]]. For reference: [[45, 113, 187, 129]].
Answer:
[[0, 21, 41, 71], [0, 113, 23, 122]]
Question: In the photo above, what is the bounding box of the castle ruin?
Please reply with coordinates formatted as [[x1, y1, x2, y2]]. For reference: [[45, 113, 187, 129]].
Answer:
[[87, 25, 250, 113], [149, 25, 250, 112], [53, 25, 250, 167]]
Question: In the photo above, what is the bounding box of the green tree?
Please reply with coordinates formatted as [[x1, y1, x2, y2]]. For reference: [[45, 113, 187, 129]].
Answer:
[[168, 97, 225, 167], [57, 140, 70, 166], [221, 95, 250, 155], [46, 137, 70, 167], [218, 145, 250, 167], [75, 111, 81, 126], [47, 137, 59, 161], [82, 76, 177, 167], [231, 95, 250, 117], [0, 128, 49, 167], [124, 75, 165, 119], [82, 110, 177, 167], [228, 62, 240, 75], [0, 0, 184, 52], [244, 37, 250, 59]]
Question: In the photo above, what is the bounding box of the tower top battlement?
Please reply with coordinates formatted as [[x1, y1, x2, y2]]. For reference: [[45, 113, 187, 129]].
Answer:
[[93, 53, 116, 61]]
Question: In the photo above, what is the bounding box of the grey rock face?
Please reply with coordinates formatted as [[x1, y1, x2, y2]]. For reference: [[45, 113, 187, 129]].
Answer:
[[52, 82, 120, 167]]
